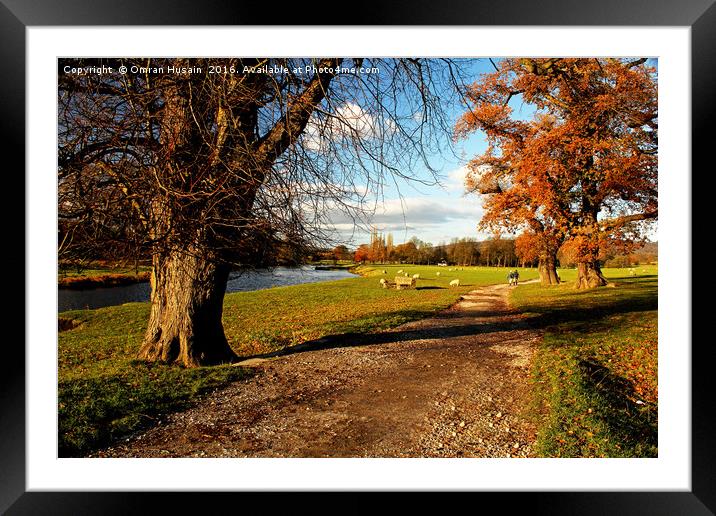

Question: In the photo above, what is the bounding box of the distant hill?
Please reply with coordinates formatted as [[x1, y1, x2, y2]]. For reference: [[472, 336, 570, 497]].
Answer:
[[634, 241, 658, 261], [603, 241, 657, 267], [639, 241, 657, 253]]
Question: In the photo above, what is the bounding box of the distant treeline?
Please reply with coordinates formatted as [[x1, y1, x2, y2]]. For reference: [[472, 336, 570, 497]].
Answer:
[[349, 235, 524, 267], [63, 235, 657, 272], [314, 234, 657, 268]]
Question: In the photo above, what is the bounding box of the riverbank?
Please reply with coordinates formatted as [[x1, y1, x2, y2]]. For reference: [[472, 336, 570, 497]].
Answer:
[[59, 271, 151, 289], [58, 262, 151, 289]]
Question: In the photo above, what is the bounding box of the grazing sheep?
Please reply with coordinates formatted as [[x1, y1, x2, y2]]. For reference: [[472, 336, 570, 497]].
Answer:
[[449, 279, 460, 287], [379, 278, 388, 289], [397, 269, 403, 274], [412, 273, 420, 279], [436, 271, 440, 276], [382, 269, 387, 274], [404, 272, 409, 277]]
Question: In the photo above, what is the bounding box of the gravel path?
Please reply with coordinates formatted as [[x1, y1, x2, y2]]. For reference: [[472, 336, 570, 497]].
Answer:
[[93, 282, 542, 458]]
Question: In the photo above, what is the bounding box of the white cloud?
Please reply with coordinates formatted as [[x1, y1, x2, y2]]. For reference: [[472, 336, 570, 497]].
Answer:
[[443, 163, 495, 194], [326, 195, 486, 245], [302, 102, 395, 152], [444, 165, 470, 192], [375, 197, 481, 224]]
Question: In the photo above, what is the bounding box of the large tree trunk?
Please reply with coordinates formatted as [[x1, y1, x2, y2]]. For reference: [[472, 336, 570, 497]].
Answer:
[[138, 249, 237, 367], [538, 253, 560, 286], [575, 260, 608, 289]]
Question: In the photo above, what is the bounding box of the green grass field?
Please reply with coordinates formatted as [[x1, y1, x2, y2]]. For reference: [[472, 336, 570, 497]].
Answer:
[[58, 263, 657, 457], [510, 264, 658, 457]]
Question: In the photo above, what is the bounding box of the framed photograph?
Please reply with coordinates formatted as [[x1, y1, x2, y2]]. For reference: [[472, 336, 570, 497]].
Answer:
[[7, 0, 711, 512]]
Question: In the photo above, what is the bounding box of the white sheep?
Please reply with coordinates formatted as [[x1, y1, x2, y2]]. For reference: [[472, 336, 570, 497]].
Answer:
[[436, 272, 440, 276], [412, 273, 420, 279], [449, 279, 460, 287], [397, 269, 403, 274], [379, 278, 388, 288], [382, 269, 387, 274]]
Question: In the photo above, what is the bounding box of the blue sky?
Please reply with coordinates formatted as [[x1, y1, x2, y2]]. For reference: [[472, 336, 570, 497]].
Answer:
[[335, 58, 534, 247]]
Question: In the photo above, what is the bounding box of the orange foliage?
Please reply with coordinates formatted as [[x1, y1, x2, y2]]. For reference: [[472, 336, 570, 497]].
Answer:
[[353, 244, 371, 263], [457, 58, 658, 266], [514, 231, 544, 263]]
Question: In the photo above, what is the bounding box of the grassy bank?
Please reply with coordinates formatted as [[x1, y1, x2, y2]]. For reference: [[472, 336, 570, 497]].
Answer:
[[510, 265, 658, 457], [59, 264, 534, 456], [59, 264, 151, 289], [59, 272, 151, 289]]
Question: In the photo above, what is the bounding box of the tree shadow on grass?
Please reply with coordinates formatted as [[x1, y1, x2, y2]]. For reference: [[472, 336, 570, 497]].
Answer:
[[236, 307, 519, 361], [59, 364, 251, 457], [526, 297, 657, 335], [521, 278, 657, 329], [608, 274, 658, 281], [238, 277, 657, 368], [238, 287, 656, 362], [577, 358, 658, 456]]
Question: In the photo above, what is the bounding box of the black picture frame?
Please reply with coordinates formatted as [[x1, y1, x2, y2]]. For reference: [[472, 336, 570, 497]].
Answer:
[[4, 0, 710, 513]]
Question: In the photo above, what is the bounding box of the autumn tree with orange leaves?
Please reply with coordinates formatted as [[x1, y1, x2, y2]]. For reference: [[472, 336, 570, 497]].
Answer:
[[515, 230, 548, 269], [456, 58, 657, 288]]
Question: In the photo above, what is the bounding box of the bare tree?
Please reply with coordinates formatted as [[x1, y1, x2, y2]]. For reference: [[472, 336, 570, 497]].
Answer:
[[58, 57, 471, 366]]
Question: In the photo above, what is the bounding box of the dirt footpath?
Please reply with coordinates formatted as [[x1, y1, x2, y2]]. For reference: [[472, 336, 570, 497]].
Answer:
[[94, 283, 542, 458]]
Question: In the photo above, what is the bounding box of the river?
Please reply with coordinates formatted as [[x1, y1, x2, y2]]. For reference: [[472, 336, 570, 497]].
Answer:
[[58, 266, 356, 312]]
